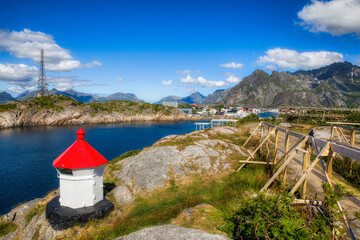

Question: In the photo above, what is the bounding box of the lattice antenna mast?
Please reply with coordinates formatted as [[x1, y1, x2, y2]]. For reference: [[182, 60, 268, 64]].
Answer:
[[37, 49, 48, 96]]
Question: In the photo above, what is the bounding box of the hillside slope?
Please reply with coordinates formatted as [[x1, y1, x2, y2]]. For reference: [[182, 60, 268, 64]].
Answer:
[[220, 62, 360, 107], [0, 95, 190, 129]]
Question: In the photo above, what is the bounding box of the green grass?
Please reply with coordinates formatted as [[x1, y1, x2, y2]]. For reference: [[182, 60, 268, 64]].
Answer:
[[0, 221, 17, 237], [24, 204, 46, 226], [0, 103, 17, 112], [79, 164, 269, 240]]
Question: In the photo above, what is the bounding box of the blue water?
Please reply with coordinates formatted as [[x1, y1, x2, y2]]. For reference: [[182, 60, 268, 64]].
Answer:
[[257, 112, 279, 118], [0, 121, 196, 215]]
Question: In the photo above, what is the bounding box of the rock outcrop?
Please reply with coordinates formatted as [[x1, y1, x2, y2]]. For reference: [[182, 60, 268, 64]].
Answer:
[[111, 126, 247, 204], [113, 225, 231, 240], [0, 96, 199, 129]]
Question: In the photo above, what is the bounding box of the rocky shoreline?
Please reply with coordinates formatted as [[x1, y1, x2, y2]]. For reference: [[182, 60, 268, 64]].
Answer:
[[0, 96, 203, 129], [0, 125, 246, 240]]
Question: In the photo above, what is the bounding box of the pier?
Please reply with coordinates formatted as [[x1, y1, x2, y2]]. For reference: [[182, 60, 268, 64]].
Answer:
[[195, 119, 238, 131]]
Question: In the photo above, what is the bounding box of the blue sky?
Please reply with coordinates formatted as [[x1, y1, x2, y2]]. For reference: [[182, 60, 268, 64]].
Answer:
[[0, 0, 359, 102]]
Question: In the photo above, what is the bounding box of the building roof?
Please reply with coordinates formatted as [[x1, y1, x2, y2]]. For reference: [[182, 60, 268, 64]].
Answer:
[[53, 128, 108, 169]]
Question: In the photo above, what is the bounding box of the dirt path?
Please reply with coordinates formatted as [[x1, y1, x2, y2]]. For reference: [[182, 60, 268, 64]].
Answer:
[[241, 122, 360, 239]]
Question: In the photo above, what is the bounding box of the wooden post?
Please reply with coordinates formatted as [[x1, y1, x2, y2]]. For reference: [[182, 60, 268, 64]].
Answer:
[[242, 123, 261, 148], [330, 124, 334, 140], [326, 150, 334, 180], [261, 136, 309, 192], [260, 123, 264, 151], [302, 140, 311, 198], [283, 130, 290, 183], [290, 143, 330, 195], [273, 129, 279, 164], [350, 127, 356, 175]]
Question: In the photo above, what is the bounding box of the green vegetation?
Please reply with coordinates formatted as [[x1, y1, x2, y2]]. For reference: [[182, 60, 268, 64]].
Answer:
[[0, 221, 17, 237], [227, 183, 346, 239], [237, 114, 260, 124], [79, 164, 269, 240], [333, 156, 360, 189], [0, 103, 17, 112], [25, 204, 46, 226], [24, 95, 77, 111]]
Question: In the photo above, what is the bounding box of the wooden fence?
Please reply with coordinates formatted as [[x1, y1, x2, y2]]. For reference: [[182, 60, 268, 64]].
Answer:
[[239, 121, 360, 240]]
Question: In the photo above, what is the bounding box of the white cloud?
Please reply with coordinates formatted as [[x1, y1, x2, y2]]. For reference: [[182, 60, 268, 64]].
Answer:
[[257, 48, 344, 70], [162, 79, 173, 86], [179, 74, 197, 83], [298, 0, 360, 36], [0, 63, 38, 83], [219, 62, 244, 69], [117, 77, 124, 82], [47, 75, 101, 91], [0, 29, 102, 71], [175, 70, 191, 74], [197, 76, 226, 88], [8, 86, 36, 94], [225, 74, 241, 84], [265, 64, 277, 71]]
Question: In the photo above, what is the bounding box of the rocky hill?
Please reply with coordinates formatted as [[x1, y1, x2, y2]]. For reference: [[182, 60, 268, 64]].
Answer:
[[0, 95, 192, 129], [202, 89, 229, 105], [0, 91, 15, 103], [155, 92, 206, 105], [220, 62, 360, 107]]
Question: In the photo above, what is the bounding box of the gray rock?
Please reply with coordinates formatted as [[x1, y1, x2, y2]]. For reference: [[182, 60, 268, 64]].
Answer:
[[279, 122, 293, 128], [113, 185, 135, 204], [2, 198, 42, 224], [181, 145, 208, 158], [113, 225, 231, 240]]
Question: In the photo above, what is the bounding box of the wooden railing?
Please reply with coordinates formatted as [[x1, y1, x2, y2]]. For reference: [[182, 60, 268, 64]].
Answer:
[[240, 121, 360, 240]]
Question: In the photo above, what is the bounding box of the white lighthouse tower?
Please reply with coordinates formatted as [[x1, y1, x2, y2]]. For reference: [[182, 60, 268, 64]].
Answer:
[[53, 128, 108, 209]]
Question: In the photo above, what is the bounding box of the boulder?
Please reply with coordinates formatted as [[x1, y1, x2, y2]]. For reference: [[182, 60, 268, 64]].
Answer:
[[112, 185, 135, 204], [113, 225, 231, 240], [1, 198, 42, 224]]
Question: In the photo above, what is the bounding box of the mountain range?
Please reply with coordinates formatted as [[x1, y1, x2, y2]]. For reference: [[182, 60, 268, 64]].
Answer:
[[219, 61, 360, 108], [1, 62, 360, 107], [11, 89, 143, 103], [155, 92, 206, 105]]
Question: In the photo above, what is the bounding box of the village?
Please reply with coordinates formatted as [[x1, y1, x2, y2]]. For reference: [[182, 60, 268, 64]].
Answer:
[[162, 101, 280, 117]]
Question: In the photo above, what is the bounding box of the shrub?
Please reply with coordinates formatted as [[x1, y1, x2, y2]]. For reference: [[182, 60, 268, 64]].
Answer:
[[238, 114, 259, 124], [333, 156, 360, 189], [227, 183, 346, 240], [0, 221, 17, 237]]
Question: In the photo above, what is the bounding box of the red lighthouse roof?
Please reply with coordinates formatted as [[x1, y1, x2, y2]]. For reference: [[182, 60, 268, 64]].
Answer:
[[53, 128, 108, 169]]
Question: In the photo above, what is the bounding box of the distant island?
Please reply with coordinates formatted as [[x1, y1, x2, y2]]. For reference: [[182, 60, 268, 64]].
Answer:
[[0, 95, 197, 129]]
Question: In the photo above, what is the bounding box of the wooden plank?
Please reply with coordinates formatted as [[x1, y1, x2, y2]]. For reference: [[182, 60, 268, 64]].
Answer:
[[237, 127, 276, 172], [350, 127, 356, 176], [273, 129, 279, 164], [283, 130, 290, 183], [333, 124, 360, 132], [242, 123, 261, 148], [260, 136, 309, 192], [290, 143, 330, 195], [238, 160, 275, 165], [292, 199, 323, 206], [302, 140, 311, 198]]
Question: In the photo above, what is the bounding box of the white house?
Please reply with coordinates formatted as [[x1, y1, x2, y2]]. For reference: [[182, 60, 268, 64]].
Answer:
[[53, 128, 108, 209]]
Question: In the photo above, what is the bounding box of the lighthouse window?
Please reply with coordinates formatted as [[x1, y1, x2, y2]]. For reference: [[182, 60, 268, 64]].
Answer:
[[59, 168, 73, 175]]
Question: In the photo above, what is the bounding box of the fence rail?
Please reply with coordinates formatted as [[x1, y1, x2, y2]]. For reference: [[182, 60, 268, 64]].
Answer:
[[240, 121, 360, 240]]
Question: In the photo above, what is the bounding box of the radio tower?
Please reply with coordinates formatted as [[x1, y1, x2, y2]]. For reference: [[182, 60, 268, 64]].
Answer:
[[37, 49, 48, 97]]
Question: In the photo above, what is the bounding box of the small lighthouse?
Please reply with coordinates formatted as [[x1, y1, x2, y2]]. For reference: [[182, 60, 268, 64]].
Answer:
[[53, 128, 108, 208], [46, 128, 114, 230]]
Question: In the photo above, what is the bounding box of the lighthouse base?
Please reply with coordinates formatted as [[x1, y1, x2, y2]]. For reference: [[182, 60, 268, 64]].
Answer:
[[46, 196, 114, 230]]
